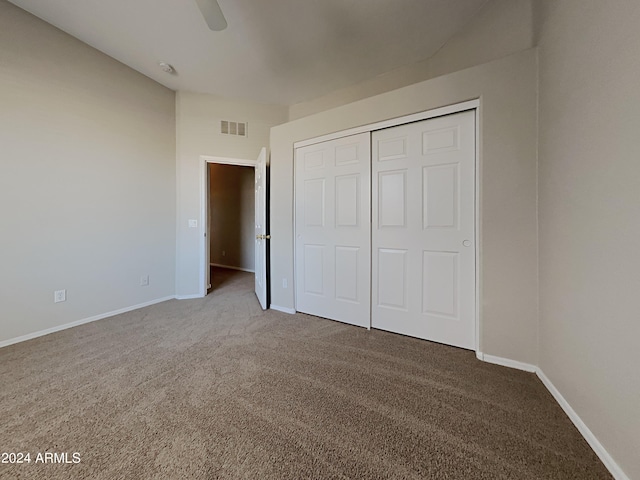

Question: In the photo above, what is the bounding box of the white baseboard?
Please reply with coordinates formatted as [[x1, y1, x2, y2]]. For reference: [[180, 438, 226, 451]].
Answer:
[[535, 369, 629, 480], [476, 352, 537, 372], [269, 304, 296, 314], [175, 294, 203, 300], [477, 352, 629, 479], [0, 296, 176, 349], [210, 263, 255, 273]]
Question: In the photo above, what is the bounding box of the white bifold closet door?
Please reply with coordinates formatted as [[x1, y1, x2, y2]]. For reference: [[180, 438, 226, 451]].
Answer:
[[371, 110, 475, 349], [294, 133, 371, 328]]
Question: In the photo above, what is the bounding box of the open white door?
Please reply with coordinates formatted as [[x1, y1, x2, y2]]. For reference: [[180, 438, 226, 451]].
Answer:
[[254, 147, 268, 309], [205, 163, 211, 291]]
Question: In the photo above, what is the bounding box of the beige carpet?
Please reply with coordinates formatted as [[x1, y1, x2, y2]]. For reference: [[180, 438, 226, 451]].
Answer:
[[0, 268, 611, 479]]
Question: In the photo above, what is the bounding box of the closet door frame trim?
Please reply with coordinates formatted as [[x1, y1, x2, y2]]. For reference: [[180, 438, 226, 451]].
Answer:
[[293, 99, 481, 354]]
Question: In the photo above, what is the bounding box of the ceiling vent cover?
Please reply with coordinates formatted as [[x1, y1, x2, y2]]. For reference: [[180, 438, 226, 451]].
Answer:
[[221, 120, 247, 137]]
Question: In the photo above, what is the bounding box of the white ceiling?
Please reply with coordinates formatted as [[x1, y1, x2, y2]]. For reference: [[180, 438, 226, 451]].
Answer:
[[9, 0, 489, 106]]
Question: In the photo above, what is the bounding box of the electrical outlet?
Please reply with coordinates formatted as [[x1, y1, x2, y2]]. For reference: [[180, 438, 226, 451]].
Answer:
[[282, 278, 288, 289], [222, 250, 226, 257], [54, 289, 66, 303], [140, 275, 149, 286]]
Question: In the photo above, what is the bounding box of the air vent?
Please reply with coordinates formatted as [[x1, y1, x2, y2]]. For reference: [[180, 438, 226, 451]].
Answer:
[[221, 120, 248, 137]]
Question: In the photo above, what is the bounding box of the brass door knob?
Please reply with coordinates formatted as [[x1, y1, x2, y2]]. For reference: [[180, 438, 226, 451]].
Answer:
[[256, 234, 271, 240]]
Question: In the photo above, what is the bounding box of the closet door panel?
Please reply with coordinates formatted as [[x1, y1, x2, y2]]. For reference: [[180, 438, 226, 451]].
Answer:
[[295, 133, 371, 328], [372, 111, 476, 349]]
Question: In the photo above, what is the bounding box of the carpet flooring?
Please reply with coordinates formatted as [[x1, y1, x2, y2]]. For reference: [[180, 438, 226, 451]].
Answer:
[[0, 268, 611, 479]]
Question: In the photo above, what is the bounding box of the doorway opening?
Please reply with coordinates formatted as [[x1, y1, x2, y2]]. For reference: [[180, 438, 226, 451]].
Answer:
[[200, 150, 269, 309], [208, 163, 255, 293]]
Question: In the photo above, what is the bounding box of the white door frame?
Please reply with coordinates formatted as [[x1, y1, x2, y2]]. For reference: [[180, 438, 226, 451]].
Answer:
[[292, 99, 481, 353], [199, 155, 257, 298]]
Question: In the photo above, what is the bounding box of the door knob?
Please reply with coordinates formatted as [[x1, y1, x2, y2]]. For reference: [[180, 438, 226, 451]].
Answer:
[[256, 234, 271, 240], [462, 240, 471, 247]]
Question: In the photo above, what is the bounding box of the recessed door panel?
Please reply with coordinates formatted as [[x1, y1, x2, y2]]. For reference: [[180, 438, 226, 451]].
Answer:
[[335, 246, 359, 303], [423, 126, 459, 154], [377, 249, 407, 310], [304, 150, 325, 170], [423, 164, 458, 229], [335, 143, 359, 166], [378, 137, 407, 161], [422, 251, 458, 318], [304, 179, 325, 227], [335, 174, 359, 227], [303, 245, 324, 295], [379, 170, 407, 228]]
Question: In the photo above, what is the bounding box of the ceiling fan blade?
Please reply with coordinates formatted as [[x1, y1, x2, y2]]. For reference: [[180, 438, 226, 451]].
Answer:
[[194, 0, 227, 31]]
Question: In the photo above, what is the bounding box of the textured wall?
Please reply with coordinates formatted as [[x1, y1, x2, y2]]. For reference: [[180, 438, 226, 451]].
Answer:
[[537, 1, 640, 477], [0, 1, 176, 344], [288, 0, 534, 120]]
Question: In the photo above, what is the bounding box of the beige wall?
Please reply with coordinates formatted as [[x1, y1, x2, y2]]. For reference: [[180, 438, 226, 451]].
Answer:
[[209, 164, 255, 271], [288, 0, 534, 120], [537, 1, 640, 477], [0, 1, 176, 344], [271, 50, 539, 364], [175, 92, 287, 296]]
